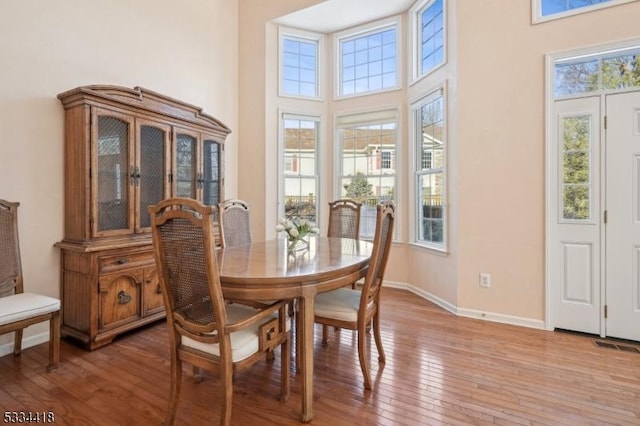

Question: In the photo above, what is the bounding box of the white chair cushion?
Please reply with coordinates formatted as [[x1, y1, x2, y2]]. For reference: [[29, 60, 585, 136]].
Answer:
[[0, 292, 60, 326], [182, 303, 290, 362], [314, 288, 364, 322]]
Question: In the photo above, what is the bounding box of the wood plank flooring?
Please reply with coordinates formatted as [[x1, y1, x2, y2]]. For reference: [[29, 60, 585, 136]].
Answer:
[[1, 288, 639, 425]]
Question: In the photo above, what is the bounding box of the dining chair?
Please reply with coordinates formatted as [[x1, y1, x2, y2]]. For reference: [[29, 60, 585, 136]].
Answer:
[[314, 200, 395, 390], [218, 199, 252, 248], [218, 198, 296, 322], [148, 197, 290, 426], [0, 199, 60, 372], [327, 199, 361, 240], [327, 199, 362, 291]]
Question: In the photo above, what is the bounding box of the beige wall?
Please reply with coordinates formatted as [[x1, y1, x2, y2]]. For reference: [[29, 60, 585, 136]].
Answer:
[[0, 0, 239, 343], [455, 0, 639, 320]]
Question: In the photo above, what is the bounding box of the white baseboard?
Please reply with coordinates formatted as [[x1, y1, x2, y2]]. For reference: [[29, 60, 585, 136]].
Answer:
[[383, 281, 546, 330], [0, 332, 50, 358]]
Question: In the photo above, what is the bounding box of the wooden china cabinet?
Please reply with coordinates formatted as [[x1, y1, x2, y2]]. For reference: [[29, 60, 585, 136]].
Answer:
[[55, 85, 230, 349]]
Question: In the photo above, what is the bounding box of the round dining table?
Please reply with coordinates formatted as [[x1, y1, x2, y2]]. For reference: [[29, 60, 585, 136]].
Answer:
[[216, 236, 372, 422]]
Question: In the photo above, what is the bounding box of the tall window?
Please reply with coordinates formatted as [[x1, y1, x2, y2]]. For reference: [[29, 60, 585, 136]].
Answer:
[[417, 0, 445, 77], [338, 22, 398, 97], [534, 0, 637, 22], [337, 110, 397, 239], [281, 115, 319, 224], [413, 91, 445, 248], [280, 32, 319, 98]]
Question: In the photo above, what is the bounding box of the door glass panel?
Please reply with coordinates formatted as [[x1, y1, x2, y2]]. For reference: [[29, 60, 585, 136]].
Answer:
[[561, 115, 591, 220], [176, 133, 196, 198], [202, 140, 220, 206], [97, 116, 129, 231], [139, 125, 166, 228]]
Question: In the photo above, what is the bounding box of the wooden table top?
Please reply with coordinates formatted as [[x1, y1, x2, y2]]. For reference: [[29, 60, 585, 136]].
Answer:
[[217, 236, 372, 288]]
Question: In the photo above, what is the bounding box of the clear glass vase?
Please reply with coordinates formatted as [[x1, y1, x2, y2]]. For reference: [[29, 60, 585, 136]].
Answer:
[[287, 236, 309, 253]]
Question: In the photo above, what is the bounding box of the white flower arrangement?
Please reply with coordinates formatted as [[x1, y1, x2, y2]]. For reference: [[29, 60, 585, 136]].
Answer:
[[276, 217, 319, 242]]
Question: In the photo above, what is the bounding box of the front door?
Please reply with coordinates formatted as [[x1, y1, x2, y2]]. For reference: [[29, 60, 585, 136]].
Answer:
[[550, 97, 602, 335], [550, 91, 640, 342], [605, 90, 640, 341]]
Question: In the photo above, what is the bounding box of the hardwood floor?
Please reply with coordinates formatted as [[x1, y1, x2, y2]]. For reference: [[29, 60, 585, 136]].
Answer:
[[1, 288, 639, 425]]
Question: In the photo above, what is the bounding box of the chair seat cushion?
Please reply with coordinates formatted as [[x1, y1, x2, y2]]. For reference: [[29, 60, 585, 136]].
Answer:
[[182, 303, 290, 362], [0, 292, 60, 326], [314, 288, 364, 322]]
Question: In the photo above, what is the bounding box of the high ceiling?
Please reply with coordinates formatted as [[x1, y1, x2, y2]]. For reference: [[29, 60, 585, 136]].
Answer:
[[273, 0, 417, 33]]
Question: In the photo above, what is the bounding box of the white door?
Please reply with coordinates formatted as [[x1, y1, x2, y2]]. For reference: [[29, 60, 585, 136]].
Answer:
[[605, 91, 640, 341], [550, 97, 602, 334]]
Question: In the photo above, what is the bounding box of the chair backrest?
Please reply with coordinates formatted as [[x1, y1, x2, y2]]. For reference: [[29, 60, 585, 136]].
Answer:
[[360, 201, 395, 310], [0, 200, 23, 298], [327, 199, 362, 240], [149, 198, 228, 344], [218, 199, 252, 248]]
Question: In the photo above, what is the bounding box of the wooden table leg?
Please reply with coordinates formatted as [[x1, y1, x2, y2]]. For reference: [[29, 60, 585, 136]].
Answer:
[[298, 290, 315, 422]]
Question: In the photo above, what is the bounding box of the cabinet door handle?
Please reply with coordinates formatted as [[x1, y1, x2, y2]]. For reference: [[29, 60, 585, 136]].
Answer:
[[117, 290, 132, 304], [116, 258, 129, 265], [155, 284, 162, 294]]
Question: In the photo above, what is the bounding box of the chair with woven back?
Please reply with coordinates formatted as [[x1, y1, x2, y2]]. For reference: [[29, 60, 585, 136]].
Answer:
[[327, 199, 362, 240], [0, 199, 60, 372], [218, 199, 252, 248], [327, 199, 362, 293], [218, 198, 294, 318], [314, 200, 395, 390], [148, 197, 290, 426]]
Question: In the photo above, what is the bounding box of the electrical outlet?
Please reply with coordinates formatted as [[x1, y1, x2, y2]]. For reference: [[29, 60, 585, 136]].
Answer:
[[479, 273, 491, 288]]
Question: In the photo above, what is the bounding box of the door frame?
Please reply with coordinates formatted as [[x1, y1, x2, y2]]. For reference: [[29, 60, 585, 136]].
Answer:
[[545, 39, 640, 335]]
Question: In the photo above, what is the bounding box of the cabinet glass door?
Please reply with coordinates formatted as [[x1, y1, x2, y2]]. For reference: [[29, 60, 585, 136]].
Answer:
[[138, 123, 169, 231], [202, 139, 222, 206], [175, 132, 197, 198], [95, 114, 132, 235]]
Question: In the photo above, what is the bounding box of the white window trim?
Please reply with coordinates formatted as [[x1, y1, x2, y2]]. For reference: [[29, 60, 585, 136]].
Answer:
[[278, 26, 324, 101], [278, 110, 322, 222], [409, 0, 447, 86], [410, 85, 447, 253], [532, 0, 638, 24], [334, 15, 402, 100]]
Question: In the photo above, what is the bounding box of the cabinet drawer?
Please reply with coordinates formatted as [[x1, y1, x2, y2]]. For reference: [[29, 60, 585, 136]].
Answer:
[[99, 252, 154, 273]]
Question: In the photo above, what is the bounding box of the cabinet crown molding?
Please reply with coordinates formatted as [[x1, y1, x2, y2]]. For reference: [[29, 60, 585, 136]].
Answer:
[[58, 85, 231, 136]]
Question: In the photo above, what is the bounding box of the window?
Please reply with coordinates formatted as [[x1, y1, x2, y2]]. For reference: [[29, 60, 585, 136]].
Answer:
[[561, 115, 591, 221], [281, 114, 319, 224], [534, 0, 637, 22], [337, 110, 397, 239], [413, 91, 445, 248], [422, 151, 433, 169], [337, 20, 398, 97], [280, 30, 320, 98], [381, 151, 392, 169], [554, 46, 640, 98], [418, 0, 445, 77]]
